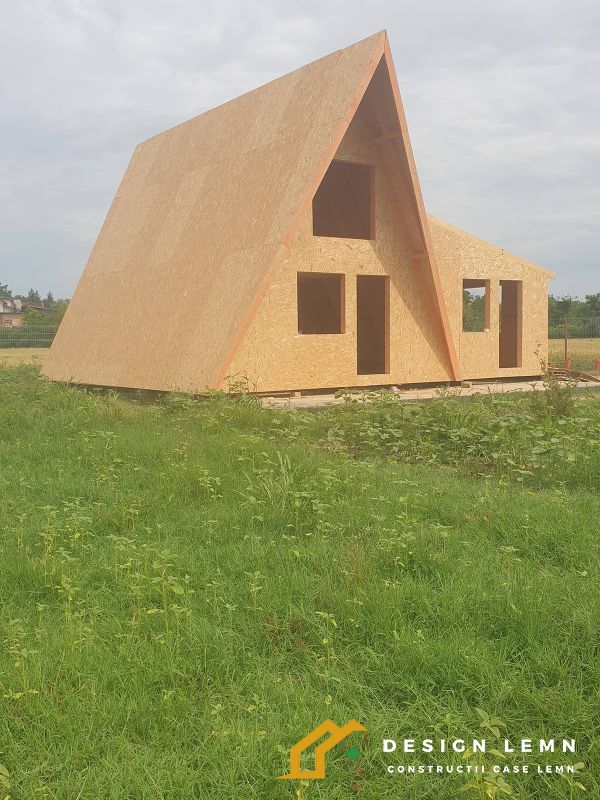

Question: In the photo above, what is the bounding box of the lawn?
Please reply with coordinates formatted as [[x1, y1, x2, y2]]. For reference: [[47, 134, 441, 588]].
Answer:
[[0, 367, 598, 799], [0, 348, 48, 367]]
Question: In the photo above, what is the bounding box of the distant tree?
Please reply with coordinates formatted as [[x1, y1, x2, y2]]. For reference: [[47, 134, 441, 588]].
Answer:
[[584, 293, 600, 314], [53, 300, 69, 323], [23, 299, 69, 327], [27, 288, 42, 304], [554, 296, 573, 317], [548, 294, 600, 338], [23, 308, 48, 325], [463, 288, 486, 332], [1, 283, 68, 316]]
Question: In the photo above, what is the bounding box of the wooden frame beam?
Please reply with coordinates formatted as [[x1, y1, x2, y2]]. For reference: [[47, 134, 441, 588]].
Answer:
[[371, 129, 403, 144], [382, 34, 460, 381]]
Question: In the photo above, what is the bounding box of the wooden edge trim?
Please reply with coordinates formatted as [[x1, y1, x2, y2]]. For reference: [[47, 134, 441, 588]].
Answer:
[[369, 163, 376, 240], [384, 275, 390, 374], [383, 35, 460, 381], [210, 34, 387, 389]]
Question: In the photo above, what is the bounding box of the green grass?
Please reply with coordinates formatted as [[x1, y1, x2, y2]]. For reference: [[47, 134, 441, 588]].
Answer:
[[0, 367, 598, 799]]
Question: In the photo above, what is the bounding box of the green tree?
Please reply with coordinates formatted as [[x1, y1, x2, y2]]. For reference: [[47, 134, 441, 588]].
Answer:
[[463, 288, 486, 332], [584, 293, 600, 314], [23, 301, 68, 327], [52, 300, 68, 323]]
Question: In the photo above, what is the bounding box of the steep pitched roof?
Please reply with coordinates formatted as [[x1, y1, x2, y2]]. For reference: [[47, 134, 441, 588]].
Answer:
[[44, 31, 459, 390]]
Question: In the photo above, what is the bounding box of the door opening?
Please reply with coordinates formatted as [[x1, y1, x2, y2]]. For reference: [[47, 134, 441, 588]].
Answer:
[[356, 275, 389, 375], [499, 280, 522, 368]]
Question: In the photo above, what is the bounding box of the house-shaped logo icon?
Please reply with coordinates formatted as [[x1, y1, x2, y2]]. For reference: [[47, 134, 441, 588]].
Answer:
[[277, 719, 367, 780]]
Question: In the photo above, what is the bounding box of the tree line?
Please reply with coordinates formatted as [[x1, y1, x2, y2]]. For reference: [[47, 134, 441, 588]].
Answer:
[[0, 282, 69, 326], [5, 281, 599, 338], [464, 291, 600, 337], [548, 293, 600, 339]]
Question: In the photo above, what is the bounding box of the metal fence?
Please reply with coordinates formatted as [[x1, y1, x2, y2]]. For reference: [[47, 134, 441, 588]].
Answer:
[[0, 325, 58, 349], [548, 313, 600, 373], [1, 317, 599, 374]]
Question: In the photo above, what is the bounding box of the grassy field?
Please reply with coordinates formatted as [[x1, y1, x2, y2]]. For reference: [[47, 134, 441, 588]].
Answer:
[[0, 367, 598, 799], [548, 338, 600, 372], [0, 348, 48, 366]]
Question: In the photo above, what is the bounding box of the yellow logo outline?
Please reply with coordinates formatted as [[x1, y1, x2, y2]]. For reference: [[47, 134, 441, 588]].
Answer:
[[277, 719, 367, 780]]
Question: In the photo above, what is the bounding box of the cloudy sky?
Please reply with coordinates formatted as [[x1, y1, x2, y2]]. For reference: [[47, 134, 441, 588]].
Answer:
[[1, 0, 598, 298]]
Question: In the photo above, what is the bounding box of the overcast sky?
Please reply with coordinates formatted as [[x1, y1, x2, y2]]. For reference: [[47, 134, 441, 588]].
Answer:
[[1, 0, 598, 298]]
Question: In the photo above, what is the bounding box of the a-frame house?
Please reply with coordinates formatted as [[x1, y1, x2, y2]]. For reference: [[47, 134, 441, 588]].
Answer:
[[43, 31, 553, 393]]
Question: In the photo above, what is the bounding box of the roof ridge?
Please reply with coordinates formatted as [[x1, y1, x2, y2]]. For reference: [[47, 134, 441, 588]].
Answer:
[[139, 31, 387, 147]]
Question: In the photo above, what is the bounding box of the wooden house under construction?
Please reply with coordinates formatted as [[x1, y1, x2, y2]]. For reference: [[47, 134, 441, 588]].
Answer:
[[43, 31, 553, 393]]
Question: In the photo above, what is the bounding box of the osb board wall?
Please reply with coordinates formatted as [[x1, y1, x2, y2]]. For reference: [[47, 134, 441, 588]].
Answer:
[[228, 135, 551, 391], [226, 112, 452, 392], [430, 217, 550, 380], [43, 33, 386, 392]]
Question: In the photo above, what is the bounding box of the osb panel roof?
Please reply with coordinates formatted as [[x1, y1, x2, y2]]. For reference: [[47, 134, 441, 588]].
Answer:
[[428, 216, 556, 278], [44, 32, 387, 391]]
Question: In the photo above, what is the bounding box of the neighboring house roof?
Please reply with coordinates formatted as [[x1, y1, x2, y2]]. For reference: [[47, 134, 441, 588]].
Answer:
[[22, 303, 53, 312], [0, 298, 22, 313]]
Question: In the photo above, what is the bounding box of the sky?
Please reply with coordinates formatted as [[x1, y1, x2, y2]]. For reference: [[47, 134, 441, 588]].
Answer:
[[0, 0, 598, 299]]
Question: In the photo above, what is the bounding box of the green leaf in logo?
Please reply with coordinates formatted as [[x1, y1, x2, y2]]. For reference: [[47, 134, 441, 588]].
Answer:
[[345, 746, 362, 761]]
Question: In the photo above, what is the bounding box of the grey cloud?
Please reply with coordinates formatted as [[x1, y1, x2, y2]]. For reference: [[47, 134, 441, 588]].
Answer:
[[0, 0, 597, 296]]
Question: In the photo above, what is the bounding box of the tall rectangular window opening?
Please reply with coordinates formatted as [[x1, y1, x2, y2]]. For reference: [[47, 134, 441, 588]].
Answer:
[[312, 160, 374, 239], [499, 280, 522, 368], [297, 272, 345, 334], [462, 279, 490, 332]]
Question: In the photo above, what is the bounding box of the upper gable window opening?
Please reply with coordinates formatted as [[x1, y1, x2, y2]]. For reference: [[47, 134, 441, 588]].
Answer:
[[312, 160, 374, 240]]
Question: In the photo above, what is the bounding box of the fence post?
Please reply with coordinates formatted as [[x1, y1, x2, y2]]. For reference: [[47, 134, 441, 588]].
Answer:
[[563, 318, 570, 370]]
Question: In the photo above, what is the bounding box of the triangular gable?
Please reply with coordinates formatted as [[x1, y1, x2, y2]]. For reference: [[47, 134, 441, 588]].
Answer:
[[43, 31, 459, 390], [214, 33, 459, 385]]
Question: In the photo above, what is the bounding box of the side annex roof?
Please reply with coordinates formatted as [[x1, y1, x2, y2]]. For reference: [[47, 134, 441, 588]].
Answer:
[[428, 216, 556, 279]]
